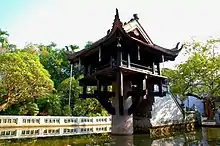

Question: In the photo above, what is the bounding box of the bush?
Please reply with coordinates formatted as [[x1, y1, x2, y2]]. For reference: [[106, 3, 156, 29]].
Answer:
[[37, 94, 62, 116], [62, 105, 72, 116], [19, 102, 39, 116]]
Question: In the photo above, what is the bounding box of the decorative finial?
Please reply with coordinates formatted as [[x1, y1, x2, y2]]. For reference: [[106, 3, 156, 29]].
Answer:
[[115, 8, 120, 20], [112, 8, 123, 30], [107, 29, 111, 34], [175, 42, 180, 49], [133, 14, 139, 20]]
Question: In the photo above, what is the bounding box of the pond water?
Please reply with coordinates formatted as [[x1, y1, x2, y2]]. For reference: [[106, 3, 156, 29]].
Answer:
[[1, 127, 220, 146]]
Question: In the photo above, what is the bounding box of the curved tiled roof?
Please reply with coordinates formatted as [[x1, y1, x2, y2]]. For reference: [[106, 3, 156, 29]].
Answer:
[[66, 9, 182, 62]]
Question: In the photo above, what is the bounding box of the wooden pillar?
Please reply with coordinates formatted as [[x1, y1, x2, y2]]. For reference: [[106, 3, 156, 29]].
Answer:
[[117, 70, 124, 115], [117, 51, 123, 66], [110, 56, 113, 68], [156, 62, 163, 96], [88, 64, 91, 75], [111, 77, 133, 135], [137, 45, 140, 60], [98, 46, 102, 62], [127, 52, 131, 68], [78, 57, 81, 70], [156, 62, 161, 75], [152, 62, 155, 74], [84, 63, 88, 76], [133, 77, 154, 133]]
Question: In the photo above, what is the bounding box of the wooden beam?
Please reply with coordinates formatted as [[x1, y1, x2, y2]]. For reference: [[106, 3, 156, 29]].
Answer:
[[79, 91, 115, 99]]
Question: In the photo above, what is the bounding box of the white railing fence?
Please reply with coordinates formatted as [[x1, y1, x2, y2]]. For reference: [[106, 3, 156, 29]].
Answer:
[[0, 116, 111, 127]]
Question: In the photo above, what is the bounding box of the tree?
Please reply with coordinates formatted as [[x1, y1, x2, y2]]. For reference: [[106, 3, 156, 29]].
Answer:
[[21, 42, 81, 89], [58, 75, 108, 116], [0, 29, 16, 54], [0, 29, 9, 49], [84, 41, 93, 49], [163, 39, 220, 99], [72, 76, 108, 116], [37, 94, 62, 116], [73, 98, 109, 117], [0, 51, 54, 111], [62, 105, 72, 116], [19, 102, 39, 116], [38, 43, 80, 89], [58, 77, 81, 114]]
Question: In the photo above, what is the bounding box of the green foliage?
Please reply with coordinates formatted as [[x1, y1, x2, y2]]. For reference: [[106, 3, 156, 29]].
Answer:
[[0, 51, 54, 111], [163, 39, 220, 99], [0, 29, 16, 53], [73, 85, 109, 117], [0, 104, 20, 115], [38, 43, 70, 89], [67, 44, 80, 52], [58, 77, 81, 108], [19, 102, 39, 116], [73, 98, 108, 117], [0, 29, 9, 49], [84, 41, 93, 49], [37, 94, 62, 116], [0, 30, 109, 116], [62, 105, 72, 116]]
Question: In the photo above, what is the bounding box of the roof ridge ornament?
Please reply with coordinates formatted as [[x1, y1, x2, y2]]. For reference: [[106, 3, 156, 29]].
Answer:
[[115, 8, 120, 20], [173, 42, 184, 51], [133, 14, 139, 20], [112, 8, 123, 30]]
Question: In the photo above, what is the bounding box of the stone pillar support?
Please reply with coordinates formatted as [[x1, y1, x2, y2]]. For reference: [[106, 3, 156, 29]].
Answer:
[[111, 77, 133, 135]]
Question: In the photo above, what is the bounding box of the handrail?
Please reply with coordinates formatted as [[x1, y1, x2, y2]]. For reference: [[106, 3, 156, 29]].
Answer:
[[168, 89, 185, 120], [122, 60, 152, 71]]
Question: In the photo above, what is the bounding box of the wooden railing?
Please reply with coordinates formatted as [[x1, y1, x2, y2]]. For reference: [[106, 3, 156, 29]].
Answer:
[[90, 60, 157, 75], [122, 60, 153, 72]]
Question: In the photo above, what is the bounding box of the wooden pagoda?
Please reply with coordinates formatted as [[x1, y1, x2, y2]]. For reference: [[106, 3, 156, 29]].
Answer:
[[66, 9, 182, 135]]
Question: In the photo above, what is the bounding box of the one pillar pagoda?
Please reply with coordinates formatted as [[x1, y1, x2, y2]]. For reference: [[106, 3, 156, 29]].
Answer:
[[66, 9, 182, 135]]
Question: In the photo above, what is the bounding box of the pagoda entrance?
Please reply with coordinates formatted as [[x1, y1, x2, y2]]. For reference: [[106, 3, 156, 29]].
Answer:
[[66, 9, 182, 135]]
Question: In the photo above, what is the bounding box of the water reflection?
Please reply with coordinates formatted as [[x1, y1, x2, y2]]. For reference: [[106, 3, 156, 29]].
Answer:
[[1, 127, 220, 145], [0, 125, 111, 140]]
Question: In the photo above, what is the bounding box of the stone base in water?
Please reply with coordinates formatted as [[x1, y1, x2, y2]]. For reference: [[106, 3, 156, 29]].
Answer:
[[133, 118, 196, 136], [149, 122, 196, 138]]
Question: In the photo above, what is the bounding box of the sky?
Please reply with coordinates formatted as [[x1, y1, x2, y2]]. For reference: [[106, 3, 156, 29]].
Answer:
[[1, 0, 220, 68]]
